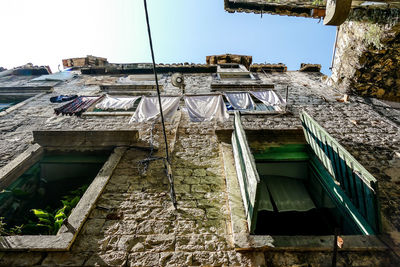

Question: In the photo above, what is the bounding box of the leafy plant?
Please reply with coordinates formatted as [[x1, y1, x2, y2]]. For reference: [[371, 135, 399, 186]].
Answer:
[[27, 184, 88, 235], [0, 184, 88, 235], [312, 0, 324, 6], [0, 217, 23, 236]]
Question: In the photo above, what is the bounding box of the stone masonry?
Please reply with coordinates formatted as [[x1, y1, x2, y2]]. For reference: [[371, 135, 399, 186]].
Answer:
[[329, 8, 400, 101], [0, 61, 400, 266]]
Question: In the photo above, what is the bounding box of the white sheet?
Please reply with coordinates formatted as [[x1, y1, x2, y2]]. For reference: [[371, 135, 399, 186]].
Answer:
[[225, 92, 255, 110], [129, 96, 180, 123], [251, 91, 286, 106], [184, 95, 229, 122], [96, 95, 140, 110]]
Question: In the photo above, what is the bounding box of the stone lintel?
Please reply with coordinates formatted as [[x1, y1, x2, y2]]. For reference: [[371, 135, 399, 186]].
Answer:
[[33, 130, 139, 149]]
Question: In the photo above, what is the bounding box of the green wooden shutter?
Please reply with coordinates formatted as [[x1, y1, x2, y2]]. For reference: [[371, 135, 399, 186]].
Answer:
[[232, 111, 260, 233], [300, 111, 381, 233]]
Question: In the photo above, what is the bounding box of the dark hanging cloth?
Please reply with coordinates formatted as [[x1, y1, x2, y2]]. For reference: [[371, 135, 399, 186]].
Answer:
[[54, 96, 102, 116]]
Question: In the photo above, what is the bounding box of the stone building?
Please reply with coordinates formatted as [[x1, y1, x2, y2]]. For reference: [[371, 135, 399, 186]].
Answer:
[[0, 54, 399, 266], [224, 0, 400, 104]]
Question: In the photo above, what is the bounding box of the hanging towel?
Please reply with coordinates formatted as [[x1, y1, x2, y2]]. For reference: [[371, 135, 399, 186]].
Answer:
[[225, 92, 255, 110], [251, 91, 286, 106], [96, 95, 141, 110], [184, 95, 229, 122], [129, 96, 180, 123]]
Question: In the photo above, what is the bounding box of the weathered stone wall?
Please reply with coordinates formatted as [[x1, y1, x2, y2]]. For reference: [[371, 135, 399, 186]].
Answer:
[[329, 8, 400, 101], [0, 70, 400, 265]]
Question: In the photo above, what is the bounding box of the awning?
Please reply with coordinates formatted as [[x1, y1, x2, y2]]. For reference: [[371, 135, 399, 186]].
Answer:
[[129, 96, 180, 123], [251, 91, 285, 106], [184, 95, 229, 122], [225, 92, 255, 110], [96, 95, 140, 110]]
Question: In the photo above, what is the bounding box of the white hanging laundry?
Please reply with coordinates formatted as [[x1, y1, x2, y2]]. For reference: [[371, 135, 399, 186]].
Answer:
[[129, 96, 180, 123], [251, 90, 286, 106], [225, 92, 255, 110], [95, 95, 141, 110], [184, 95, 229, 122]]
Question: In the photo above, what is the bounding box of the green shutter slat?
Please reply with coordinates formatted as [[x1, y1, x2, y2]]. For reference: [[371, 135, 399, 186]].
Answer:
[[354, 172, 367, 218], [349, 162, 360, 209], [339, 154, 352, 198], [326, 139, 339, 182]]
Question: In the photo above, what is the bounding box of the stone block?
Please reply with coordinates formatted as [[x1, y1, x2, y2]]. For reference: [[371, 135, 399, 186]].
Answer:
[[193, 168, 207, 176], [191, 184, 210, 193], [85, 251, 127, 266], [127, 252, 160, 267], [144, 234, 175, 252], [159, 252, 193, 266]]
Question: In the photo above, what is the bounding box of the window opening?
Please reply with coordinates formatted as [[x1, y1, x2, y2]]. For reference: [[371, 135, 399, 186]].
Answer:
[[0, 95, 32, 112], [0, 150, 111, 235], [219, 73, 253, 79], [219, 64, 240, 69], [232, 112, 379, 236], [223, 92, 283, 113]]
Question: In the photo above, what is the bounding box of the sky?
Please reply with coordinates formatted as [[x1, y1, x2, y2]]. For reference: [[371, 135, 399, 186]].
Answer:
[[0, 0, 336, 74]]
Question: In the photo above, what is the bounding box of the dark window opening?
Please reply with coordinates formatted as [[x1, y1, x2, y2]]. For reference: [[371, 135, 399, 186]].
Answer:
[[0, 150, 111, 235], [0, 95, 31, 111], [219, 73, 252, 79], [254, 159, 342, 235], [219, 64, 240, 69], [253, 145, 371, 236]]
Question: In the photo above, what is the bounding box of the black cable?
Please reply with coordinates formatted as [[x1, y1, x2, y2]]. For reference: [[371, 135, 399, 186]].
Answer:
[[143, 0, 177, 208]]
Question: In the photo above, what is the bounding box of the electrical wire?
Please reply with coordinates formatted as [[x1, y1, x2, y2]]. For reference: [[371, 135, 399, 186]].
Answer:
[[143, 0, 177, 209]]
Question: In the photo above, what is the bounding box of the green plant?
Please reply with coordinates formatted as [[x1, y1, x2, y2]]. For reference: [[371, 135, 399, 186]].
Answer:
[[0, 217, 23, 236], [312, 0, 324, 6], [0, 184, 89, 236], [27, 184, 87, 235]]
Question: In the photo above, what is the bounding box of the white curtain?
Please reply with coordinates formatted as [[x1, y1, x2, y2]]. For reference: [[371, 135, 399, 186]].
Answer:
[[96, 95, 141, 110], [265, 175, 316, 212], [225, 92, 255, 110], [184, 95, 229, 122], [129, 96, 180, 123], [251, 91, 286, 106]]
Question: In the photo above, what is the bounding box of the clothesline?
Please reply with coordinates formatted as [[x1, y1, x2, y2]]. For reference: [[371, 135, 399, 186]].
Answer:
[[55, 90, 286, 121]]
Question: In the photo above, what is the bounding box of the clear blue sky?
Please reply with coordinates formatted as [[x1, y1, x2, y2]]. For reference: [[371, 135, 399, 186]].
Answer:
[[0, 0, 336, 74]]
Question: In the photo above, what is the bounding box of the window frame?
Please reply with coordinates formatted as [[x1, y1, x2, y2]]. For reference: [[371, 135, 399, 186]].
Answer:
[[218, 113, 386, 251], [0, 130, 137, 251], [0, 86, 53, 117]]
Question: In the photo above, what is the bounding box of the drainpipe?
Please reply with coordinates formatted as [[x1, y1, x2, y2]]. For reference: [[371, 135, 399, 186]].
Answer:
[[330, 26, 340, 70]]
